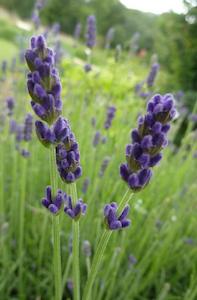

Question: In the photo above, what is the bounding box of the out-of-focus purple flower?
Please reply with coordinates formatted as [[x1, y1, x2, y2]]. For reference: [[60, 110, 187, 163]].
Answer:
[[120, 94, 176, 191], [104, 202, 131, 230], [93, 131, 101, 147], [74, 22, 81, 40], [41, 186, 66, 215], [82, 240, 91, 257], [146, 63, 160, 87], [99, 157, 111, 177], [82, 177, 90, 194], [105, 27, 115, 49], [64, 196, 87, 221], [32, 11, 40, 30], [15, 124, 24, 143], [189, 114, 197, 123], [21, 149, 30, 157], [54, 41, 64, 64], [25, 35, 62, 124], [135, 82, 143, 94], [6, 97, 15, 116], [84, 63, 92, 73], [128, 254, 137, 266], [104, 106, 116, 129], [139, 91, 151, 99], [174, 90, 184, 102], [101, 136, 107, 144], [55, 118, 82, 183], [52, 23, 61, 35], [24, 113, 33, 141], [86, 15, 96, 48], [9, 119, 17, 134], [91, 117, 96, 128]]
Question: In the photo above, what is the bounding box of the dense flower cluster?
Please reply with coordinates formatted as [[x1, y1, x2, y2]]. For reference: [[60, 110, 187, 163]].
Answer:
[[104, 202, 131, 230], [120, 94, 176, 191], [104, 106, 116, 129], [25, 35, 62, 125], [25, 35, 82, 183], [86, 15, 96, 48]]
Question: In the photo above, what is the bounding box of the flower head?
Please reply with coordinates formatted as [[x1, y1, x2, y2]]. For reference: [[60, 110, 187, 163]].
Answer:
[[64, 196, 87, 221], [6, 97, 15, 116], [147, 63, 160, 87], [104, 202, 131, 230], [41, 186, 67, 214], [86, 15, 96, 48], [104, 106, 116, 129], [120, 94, 176, 191], [25, 35, 62, 124]]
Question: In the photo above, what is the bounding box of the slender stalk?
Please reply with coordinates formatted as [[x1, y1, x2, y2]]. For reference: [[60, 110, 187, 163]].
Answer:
[[18, 153, 28, 299], [70, 182, 80, 300], [82, 188, 133, 300], [49, 147, 62, 300]]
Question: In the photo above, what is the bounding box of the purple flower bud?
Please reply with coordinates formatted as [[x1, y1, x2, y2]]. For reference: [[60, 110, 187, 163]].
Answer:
[[104, 106, 116, 130], [93, 131, 101, 147], [41, 186, 66, 215], [104, 203, 131, 231], [64, 196, 87, 221]]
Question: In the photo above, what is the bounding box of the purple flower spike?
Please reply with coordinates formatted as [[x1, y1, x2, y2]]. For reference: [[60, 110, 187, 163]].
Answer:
[[24, 114, 33, 141], [104, 202, 131, 231], [41, 186, 67, 215], [64, 196, 87, 221], [56, 118, 82, 183], [6, 97, 15, 116], [120, 94, 176, 192], [25, 35, 62, 124], [86, 15, 96, 48], [104, 106, 116, 130], [147, 63, 160, 87]]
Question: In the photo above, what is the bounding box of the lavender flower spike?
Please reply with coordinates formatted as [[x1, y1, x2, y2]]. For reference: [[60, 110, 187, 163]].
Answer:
[[25, 35, 62, 124], [104, 106, 116, 129], [147, 63, 160, 87], [56, 118, 82, 183], [64, 196, 87, 221], [104, 202, 131, 230], [86, 15, 96, 48], [6, 97, 15, 116], [24, 114, 33, 141], [42, 186, 67, 215], [120, 94, 176, 192]]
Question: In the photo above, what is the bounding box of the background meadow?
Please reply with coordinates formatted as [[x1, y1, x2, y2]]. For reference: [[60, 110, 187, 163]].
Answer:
[[0, 0, 197, 299]]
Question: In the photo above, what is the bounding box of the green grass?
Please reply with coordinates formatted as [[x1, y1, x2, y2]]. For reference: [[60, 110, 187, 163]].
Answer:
[[0, 13, 196, 300]]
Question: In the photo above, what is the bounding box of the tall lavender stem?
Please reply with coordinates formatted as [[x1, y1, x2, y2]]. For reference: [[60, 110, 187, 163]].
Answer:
[[70, 182, 80, 300], [49, 147, 62, 300], [82, 189, 132, 300]]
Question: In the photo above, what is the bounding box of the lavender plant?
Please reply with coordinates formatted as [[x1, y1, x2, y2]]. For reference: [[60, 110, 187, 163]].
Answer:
[[84, 15, 96, 72]]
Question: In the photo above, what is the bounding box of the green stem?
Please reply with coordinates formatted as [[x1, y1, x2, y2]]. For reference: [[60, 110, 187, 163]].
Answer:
[[70, 182, 80, 300], [82, 188, 133, 300], [49, 147, 62, 300]]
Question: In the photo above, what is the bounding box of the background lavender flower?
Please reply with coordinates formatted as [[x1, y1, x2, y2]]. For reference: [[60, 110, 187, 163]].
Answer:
[[115, 44, 122, 62], [86, 15, 96, 48], [74, 22, 81, 40], [84, 63, 92, 73], [147, 63, 160, 87], [99, 157, 111, 177], [104, 202, 131, 230], [104, 106, 116, 129], [120, 94, 176, 191], [82, 177, 90, 194], [92, 131, 101, 147], [6, 97, 15, 116], [24, 114, 33, 141], [82, 240, 91, 257]]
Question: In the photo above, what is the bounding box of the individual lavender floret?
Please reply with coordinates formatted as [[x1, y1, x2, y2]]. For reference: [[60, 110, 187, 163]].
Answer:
[[25, 35, 62, 124], [99, 157, 111, 177], [86, 15, 96, 48], [74, 22, 81, 40], [104, 202, 131, 230], [6, 97, 15, 116], [105, 27, 115, 49], [41, 186, 66, 215], [82, 240, 91, 257], [82, 177, 90, 194], [64, 196, 87, 221], [93, 131, 101, 147], [146, 63, 160, 87], [104, 106, 116, 129], [55, 118, 82, 183], [24, 114, 33, 141], [120, 94, 176, 191]]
